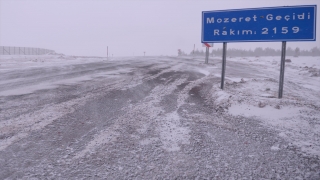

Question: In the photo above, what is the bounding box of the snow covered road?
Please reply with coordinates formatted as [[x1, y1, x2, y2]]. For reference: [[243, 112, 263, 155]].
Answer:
[[0, 55, 319, 179]]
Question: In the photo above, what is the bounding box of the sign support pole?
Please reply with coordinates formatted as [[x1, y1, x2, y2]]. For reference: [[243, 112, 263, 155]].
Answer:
[[205, 47, 209, 64], [221, 42, 227, 89], [278, 41, 286, 98]]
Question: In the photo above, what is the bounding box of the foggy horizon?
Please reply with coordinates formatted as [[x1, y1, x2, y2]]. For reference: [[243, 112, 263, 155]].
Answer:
[[0, 0, 319, 56]]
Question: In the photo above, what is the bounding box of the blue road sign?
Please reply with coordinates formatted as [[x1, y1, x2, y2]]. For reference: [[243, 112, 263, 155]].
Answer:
[[202, 5, 317, 42]]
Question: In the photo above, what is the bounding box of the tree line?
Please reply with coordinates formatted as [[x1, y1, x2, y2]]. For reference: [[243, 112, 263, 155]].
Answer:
[[186, 46, 320, 57]]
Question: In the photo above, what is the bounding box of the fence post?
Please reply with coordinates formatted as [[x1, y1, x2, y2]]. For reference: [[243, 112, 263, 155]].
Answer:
[[3, 47, 10, 55]]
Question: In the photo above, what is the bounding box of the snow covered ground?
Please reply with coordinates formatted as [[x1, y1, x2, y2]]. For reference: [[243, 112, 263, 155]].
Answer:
[[0, 54, 319, 179], [211, 56, 320, 157]]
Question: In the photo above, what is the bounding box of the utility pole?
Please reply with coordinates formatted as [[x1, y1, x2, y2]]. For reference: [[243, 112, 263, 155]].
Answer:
[[193, 44, 195, 55]]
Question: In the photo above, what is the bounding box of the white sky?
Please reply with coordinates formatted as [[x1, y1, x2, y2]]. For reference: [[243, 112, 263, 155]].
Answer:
[[0, 0, 319, 56]]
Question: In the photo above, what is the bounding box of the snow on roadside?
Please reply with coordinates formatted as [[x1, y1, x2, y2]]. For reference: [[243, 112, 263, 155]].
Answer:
[[207, 56, 320, 157]]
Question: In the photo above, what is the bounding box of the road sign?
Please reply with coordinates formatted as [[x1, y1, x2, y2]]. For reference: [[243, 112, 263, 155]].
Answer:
[[202, 43, 214, 47], [202, 5, 317, 42]]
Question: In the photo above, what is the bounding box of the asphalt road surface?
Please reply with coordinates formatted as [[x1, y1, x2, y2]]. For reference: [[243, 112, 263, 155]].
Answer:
[[0, 56, 319, 179]]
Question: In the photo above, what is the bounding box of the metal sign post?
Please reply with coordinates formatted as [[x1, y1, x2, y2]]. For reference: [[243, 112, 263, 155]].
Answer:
[[205, 47, 209, 64], [203, 43, 213, 64], [278, 41, 286, 98], [221, 42, 227, 89]]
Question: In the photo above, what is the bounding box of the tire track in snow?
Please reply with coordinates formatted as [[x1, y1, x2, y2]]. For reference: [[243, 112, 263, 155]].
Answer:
[[0, 77, 138, 151], [71, 68, 210, 159]]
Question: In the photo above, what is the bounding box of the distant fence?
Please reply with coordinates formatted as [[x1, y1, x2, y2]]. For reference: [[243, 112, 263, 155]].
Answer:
[[0, 46, 55, 55]]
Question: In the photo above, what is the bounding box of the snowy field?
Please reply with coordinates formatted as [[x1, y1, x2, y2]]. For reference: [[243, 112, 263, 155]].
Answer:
[[0, 54, 319, 179]]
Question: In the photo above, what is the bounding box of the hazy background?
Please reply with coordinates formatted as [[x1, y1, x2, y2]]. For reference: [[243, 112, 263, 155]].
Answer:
[[0, 0, 319, 56]]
